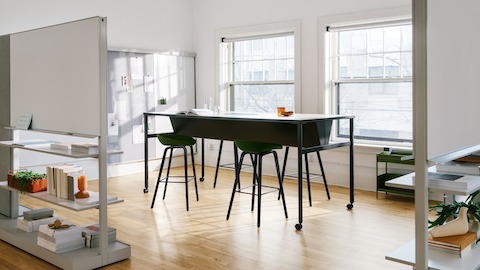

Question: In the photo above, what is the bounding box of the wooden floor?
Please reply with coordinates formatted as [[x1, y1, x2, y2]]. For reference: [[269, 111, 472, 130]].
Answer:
[[0, 166, 417, 270]]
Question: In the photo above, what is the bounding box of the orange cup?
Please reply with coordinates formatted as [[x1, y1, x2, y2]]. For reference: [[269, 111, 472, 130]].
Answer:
[[277, 107, 285, 116]]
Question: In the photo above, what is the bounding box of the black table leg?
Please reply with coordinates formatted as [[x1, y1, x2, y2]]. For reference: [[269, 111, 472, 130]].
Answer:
[[200, 138, 205, 182], [347, 118, 354, 209], [295, 123, 304, 230], [143, 113, 149, 193]]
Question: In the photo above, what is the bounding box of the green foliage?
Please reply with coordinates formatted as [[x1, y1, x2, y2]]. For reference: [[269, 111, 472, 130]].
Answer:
[[12, 170, 46, 192], [429, 191, 480, 229]]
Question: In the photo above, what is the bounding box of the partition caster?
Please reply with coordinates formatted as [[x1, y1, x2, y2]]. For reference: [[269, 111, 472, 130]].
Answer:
[[347, 203, 353, 210], [143, 188, 148, 193], [200, 177, 204, 182], [295, 223, 303, 230]]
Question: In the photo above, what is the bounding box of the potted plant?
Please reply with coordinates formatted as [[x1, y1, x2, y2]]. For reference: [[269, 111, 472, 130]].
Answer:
[[7, 170, 47, 193], [429, 190, 480, 237]]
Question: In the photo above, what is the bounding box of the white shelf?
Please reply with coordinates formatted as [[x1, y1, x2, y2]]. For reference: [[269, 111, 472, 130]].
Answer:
[[0, 140, 123, 158], [0, 216, 130, 270], [385, 166, 480, 196], [386, 240, 480, 270], [0, 182, 123, 211]]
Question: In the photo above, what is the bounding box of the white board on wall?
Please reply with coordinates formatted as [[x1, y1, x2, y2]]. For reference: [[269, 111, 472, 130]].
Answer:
[[427, 0, 480, 161], [10, 17, 104, 136]]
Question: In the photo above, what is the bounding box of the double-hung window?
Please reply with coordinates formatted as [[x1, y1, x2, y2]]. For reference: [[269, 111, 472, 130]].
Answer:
[[328, 20, 412, 144], [220, 32, 296, 113]]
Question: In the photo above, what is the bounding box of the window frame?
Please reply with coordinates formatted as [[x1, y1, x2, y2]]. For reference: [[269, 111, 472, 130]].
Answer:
[[215, 20, 301, 113], [326, 17, 413, 147]]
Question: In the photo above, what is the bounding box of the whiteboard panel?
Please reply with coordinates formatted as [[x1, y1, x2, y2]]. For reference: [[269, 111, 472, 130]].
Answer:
[[427, 0, 480, 160], [10, 17, 104, 136]]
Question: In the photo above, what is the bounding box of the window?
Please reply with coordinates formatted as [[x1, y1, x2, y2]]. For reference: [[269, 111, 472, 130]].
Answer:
[[217, 22, 300, 113], [328, 20, 412, 143]]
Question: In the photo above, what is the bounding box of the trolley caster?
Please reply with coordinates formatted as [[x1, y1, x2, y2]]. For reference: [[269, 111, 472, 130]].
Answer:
[[200, 177, 205, 182], [143, 188, 149, 193], [346, 203, 353, 210], [295, 223, 303, 230]]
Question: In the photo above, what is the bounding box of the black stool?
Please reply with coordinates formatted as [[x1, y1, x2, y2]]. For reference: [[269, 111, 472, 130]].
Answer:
[[150, 133, 198, 211], [226, 140, 288, 227]]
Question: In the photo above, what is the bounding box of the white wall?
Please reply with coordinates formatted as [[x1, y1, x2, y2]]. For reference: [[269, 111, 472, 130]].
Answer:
[[0, 0, 415, 191], [0, 0, 194, 52]]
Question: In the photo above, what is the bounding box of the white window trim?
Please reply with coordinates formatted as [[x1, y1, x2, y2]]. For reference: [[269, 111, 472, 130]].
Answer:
[[318, 7, 412, 148], [215, 20, 301, 112]]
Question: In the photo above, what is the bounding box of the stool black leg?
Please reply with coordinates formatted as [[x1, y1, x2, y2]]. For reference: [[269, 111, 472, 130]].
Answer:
[[273, 151, 288, 218], [151, 148, 168, 208], [251, 155, 257, 212], [227, 152, 246, 220], [257, 154, 263, 228], [190, 145, 199, 201], [279, 146, 290, 200], [317, 151, 330, 200], [163, 147, 174, 200], [213, 140, 224, 188], [183, 146, 189, 211]]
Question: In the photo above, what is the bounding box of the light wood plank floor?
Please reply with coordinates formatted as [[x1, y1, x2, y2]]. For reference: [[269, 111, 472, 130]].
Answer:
[[0, 166, 417, 270]]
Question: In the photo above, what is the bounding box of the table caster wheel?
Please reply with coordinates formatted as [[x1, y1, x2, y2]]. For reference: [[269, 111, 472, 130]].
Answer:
[[295, 223, 303, 230], [143, 188, 149, 193], [200, 177, 205, 182], [347, 203, 353, 210]]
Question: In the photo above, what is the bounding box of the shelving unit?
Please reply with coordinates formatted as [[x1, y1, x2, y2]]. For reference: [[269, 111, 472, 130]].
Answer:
[[0, 131, 131, 270], [0, 17, 130, 269], [376, 151, 415, 198]]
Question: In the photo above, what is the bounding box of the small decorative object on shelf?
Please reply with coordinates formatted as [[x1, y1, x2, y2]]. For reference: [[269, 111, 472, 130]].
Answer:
[[75, 175, 90, 199], [7, 170, 47, 193], [429, 207, 469, 238], [429, 191, 480, 239]]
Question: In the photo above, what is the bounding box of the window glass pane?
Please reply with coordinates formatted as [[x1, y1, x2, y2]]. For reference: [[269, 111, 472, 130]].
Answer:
[[339, 56, 350, 78], [242, 41, 252, 60], [264, 38, 275, 59], [286, 36, 295, 58], [276, 59, 287, 80], [275, 37, 287, 58], [286, 59, 294, 80], [339, 32, 351, 55], [367, 28, 383, 53], [402, 52, 413, 77], [232, 84, 295, 112], [401, 25, 412, 51], [265, 60, 275, 80], [337, 82, 412, 142], [252, 61, 263, 81], [252, 39, 263, 60], [384, 26, 401, 52], [385, 53, 401, 77], [368, 53, 383, 78], [351, 55, 367, 78], [351, 30, 367, 54]]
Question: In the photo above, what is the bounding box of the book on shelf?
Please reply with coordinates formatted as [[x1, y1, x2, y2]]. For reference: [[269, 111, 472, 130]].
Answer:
[[46, 164, 83, 199], [37, 236, 85, 254], [71, 142, 98, 154], [50, 142, 71, 151], [428, 231, 477, 249], [412, 172, 480, 191], [436, 161, 480, 176], [17, 216, 57, 233], [37, 221, 85, 253], [38, 221, 83, 238], [428, 242, 475, 257], [82, 223, 116, 248]]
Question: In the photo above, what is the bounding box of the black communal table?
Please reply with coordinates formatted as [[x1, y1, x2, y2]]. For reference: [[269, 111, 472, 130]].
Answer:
[[143, 111, 355, 230]]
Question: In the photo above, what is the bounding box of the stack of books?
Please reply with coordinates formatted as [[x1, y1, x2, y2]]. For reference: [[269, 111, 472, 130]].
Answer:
[[45, 164, 84, 200], [71, 143, 98, 154], [413, 172, 480, 192], [82, 223, 117, 248], [428, 231, 477, 257], [437, 161, 480, 176], [37, 222, 85, 253]]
